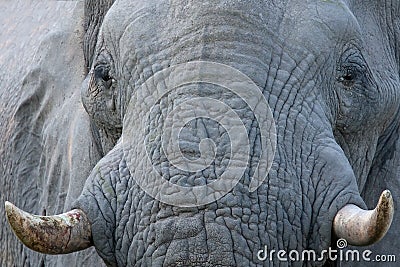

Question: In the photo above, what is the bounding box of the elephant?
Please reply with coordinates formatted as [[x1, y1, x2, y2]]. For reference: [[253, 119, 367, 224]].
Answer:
[[2, 0, 400, 266]]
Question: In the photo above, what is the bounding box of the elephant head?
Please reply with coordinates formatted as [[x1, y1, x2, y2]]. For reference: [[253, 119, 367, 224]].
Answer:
[[5, 0, 400, 266]]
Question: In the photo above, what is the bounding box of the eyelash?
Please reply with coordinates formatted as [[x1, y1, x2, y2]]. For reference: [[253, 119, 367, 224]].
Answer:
[[336, 66, 360, 88]]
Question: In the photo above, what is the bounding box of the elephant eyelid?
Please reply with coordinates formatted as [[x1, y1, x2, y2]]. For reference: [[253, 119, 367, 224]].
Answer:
[[336, 66, 359, 85], [336, 50, 367, 89], [94, 63, 117, 83], [92, 47, 116, 82], [89, 64, 117, 93]]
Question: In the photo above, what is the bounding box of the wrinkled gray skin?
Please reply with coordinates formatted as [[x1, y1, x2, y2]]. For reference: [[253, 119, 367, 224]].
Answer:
[[1, 0, 400, 266]]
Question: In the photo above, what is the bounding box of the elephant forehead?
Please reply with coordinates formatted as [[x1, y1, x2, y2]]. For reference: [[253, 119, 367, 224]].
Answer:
[[103, 0, 361, 58], [105, 0, 285, 58], [281, 1, 363, 50]]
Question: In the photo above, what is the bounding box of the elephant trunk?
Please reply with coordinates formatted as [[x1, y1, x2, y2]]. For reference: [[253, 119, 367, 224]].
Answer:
[[333, 190, 394, 246], [4, 201, 92, 254]]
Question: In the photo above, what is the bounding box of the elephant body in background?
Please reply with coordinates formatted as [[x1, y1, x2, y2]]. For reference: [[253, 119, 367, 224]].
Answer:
[[1, 0, 400, 266], [0, 2, 104, 266]]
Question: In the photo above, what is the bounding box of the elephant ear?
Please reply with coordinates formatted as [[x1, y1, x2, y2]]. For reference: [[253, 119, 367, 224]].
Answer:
[[347, 1, 400, 264], [83, 0, 115, 71], [354, 0, 400, 213]]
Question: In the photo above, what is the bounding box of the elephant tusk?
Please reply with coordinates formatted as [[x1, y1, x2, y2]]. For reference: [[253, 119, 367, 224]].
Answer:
[[5, 201, 92, 254], [333, 190, 394, 246]]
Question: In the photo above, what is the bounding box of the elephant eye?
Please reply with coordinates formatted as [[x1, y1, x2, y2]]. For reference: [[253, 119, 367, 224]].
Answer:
[[94, 64, 114, 88], [337, 67, 357, 88], [336, 46, 367, 89], [338, 72, 355, 87], [94, 65, 111, 81]]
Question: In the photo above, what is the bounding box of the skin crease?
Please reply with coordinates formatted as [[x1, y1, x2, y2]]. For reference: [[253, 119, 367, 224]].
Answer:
[[1, 0, 399, 266], [76, 0, 399, 266]]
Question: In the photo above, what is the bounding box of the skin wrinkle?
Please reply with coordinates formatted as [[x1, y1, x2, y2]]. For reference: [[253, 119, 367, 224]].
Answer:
[[377, 2, 397, 62], [308, 160, 327, 237], [298, 117, 313, 236], [77, 147, 124, 264], [282, 76, 322, 224], [84, 0, 115, 71], [200, 213, 211, 264]]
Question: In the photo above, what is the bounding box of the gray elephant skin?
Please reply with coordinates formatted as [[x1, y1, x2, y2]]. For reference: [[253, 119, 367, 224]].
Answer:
[[1, 0, 399, 267]]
